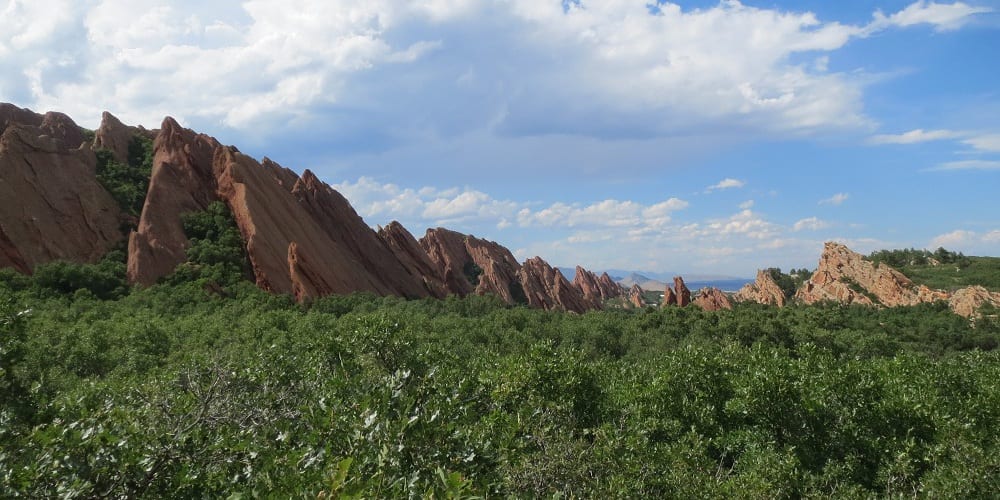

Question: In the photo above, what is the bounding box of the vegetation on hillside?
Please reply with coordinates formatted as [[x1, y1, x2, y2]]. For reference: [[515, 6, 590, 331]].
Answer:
[[868, 248, 1000, 291]]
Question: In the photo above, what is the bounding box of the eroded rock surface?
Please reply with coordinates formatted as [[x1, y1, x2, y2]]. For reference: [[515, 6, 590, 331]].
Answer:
[[949, 286, 1000, 318], [573, 266, 624, 309], [0, 104, 122, 273], [693, 287, 733, 311], [795, 242, 920, 307], [674, 277, 691, 307], [735, 269, 787, 307]]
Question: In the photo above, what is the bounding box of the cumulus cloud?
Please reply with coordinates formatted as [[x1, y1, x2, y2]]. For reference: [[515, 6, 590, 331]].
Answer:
[[869, 129, 963, 144], [333, 176, 689, 232], [793, 217, 831, 232], [819, 193, 850, 206], [929, 229, 1000, 254], [706, 178, 746, 192], [2, 0, 989, 146]]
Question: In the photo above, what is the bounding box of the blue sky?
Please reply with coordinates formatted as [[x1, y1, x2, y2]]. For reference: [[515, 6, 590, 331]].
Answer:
[[2, 0, 998, 276]]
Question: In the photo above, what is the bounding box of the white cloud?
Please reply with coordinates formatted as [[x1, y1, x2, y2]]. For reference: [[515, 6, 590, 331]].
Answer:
[[706, 178, 746, 191], [819, 193, 850, 206], [793, 216, 831, 232], [932, 160, 1000, 171], [869, 128, 963, 144], [872, 1, 993, 32], [929, 229, 1000, 255], [962, 134, 1000, 153], [3, 0, 988, 144], [739, 200, 755, 210], [932, 229, 977, 248], [697, 209, 781, 240]]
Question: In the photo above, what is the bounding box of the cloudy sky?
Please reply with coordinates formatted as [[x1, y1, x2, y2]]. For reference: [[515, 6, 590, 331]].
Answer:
[[3, 0, 999, 276]]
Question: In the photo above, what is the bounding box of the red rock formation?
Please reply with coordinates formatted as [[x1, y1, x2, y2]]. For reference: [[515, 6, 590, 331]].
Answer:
[[285, 169, 430, 298], [628, 284, 645, 308], [419, 228, 523, 302], [795, 242, 920, 307], [573, 266, 625, 309], [378, 221, 449, 298], [0, 104, 122, 273], [127, 117, 220, 286], [520, 257, 590, 313], [92, 111, 156, 163], [692, 287, 733, 311], [662, 285, 676, 306], [674, 276, 691, 307], [127, 117, 435, 299], [734, 269, 787, 307]]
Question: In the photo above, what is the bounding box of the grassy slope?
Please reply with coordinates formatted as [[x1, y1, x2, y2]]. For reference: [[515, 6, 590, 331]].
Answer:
[[894, 256, 1000, 292]]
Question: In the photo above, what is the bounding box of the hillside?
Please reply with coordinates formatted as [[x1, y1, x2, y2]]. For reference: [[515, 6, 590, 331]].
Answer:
[[890, 257, 1000, 292]]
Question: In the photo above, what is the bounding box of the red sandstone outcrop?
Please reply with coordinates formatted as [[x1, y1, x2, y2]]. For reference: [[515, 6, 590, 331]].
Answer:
[[520, 257, 590, 313], [674, 276, 691, 307], [794, 241, 999, 318], [419, 228, 523, 303], [628, 284, 645, 308], [949, 286, 1000, 318], [662, 285, 676, 306], [0, 104, 122, 273], [693, 287, 733, 311], [92, 111, 157, 163], [127, 117, 435, 299], [378, 221, 449, 298], [735, 269, 787, 306], [127, 117, 221, 286], [573, 266, 625, 309], [795, 242, 922, 307]]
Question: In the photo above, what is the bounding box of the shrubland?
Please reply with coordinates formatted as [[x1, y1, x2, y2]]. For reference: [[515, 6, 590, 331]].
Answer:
[[1, 271, 998, 497]]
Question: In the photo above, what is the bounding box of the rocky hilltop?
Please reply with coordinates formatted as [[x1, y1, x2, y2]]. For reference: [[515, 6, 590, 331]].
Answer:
[[795, 242, 998, 317], [0, 103, 617, 313]]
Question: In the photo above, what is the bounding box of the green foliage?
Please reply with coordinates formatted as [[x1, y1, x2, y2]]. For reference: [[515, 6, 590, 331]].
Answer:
[[28, 250, 129, 300], [900, 257, 1000, 291], [462, 261, 482, 287], [1, 280, 999, 497], [765, 268, 797, 299], [94, 135, 154, 218], [508, 280, 528, 305], [164, 201, 251, 287]]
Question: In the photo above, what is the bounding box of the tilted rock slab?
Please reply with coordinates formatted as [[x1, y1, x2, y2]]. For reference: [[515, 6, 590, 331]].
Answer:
[[520, 257, 590, 313], [128, 117, 434, 300], [0, 104, 122, 273], [573, 266, 625, 309]]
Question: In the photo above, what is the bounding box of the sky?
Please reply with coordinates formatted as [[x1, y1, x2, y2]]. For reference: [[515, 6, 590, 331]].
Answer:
[[2, 0, 999, 276]]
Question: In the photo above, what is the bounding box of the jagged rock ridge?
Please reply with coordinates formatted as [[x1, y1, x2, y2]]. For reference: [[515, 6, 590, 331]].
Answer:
[[796, 242, 999, 317], [0, 103, 614, 312]]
